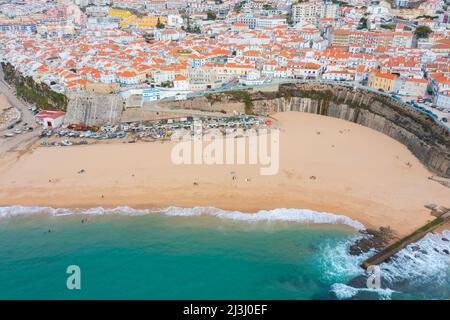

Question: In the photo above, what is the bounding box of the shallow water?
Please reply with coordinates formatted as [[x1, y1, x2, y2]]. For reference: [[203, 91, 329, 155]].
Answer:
[[0, 206, 448, 300]]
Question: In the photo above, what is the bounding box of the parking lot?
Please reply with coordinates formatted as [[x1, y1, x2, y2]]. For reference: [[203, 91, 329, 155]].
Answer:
[[37, 115, 275, 147]]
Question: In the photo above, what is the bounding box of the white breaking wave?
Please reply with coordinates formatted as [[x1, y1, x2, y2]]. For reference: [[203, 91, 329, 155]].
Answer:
[[331, 283, 395, 300], [0, 205, 72, 217], [319, 236, 374, 283], [0, 205, 365, 230], [161, 207, 366, 230], [317, 233, 400, 300], [0, 205, 153, 218], [330, 230, 450, 300], [379, 230, 450, 296]]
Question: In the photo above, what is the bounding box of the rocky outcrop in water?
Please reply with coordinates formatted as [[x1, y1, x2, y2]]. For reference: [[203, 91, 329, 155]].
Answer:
[[349, 227, 397, 256]]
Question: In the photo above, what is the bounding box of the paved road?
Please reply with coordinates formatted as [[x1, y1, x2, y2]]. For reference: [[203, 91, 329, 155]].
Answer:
[[0, 68, 40, 157]]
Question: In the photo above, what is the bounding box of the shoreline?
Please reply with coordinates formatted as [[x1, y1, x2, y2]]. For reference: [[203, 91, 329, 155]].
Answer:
[[0, 112, 449, 238], [0, 205, 365, 233], [0, 182, 394, 232]]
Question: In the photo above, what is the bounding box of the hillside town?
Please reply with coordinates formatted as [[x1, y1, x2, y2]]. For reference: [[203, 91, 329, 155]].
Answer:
[[2, 0, 450, 305], [0, 0, 450, 137]]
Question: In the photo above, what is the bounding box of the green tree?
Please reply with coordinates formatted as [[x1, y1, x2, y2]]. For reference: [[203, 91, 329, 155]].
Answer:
[[380, 23, 395, 30], [156, 17, 165, 29], [357, 17, 367, 30], [414, 25, 432, 39], [206, 10, 217, 20], [234, 1, 244, 13]]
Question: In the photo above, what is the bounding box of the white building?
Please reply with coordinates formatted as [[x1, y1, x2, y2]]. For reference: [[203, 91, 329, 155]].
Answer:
[[322, 69, 355, 81], [395, 78, 428, 97], [239, 69, 265, 86], [35, 110, 66, 128], [153, 28, 186, 41], [274, 67, 288, 79], [435, 90, 450, 111], [173, 74, 189, 90], [143, 88, 160, 101], [116, 71, 142, 85], [255, 17, 287, 29], [324, 1, 338, 19], [395, 0, 410, 7], [288, 62, 323, 79], [100, 73, 117, 84], [291, 1, 325, 24], [167, 14, 184, 27]]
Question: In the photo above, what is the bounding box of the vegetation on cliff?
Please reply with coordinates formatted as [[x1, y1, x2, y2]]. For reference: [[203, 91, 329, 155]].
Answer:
[[1, 62, 68, 111], [206, 90, 254, 115], [226, 90, 254, 114], [278, 86, 362, 110]]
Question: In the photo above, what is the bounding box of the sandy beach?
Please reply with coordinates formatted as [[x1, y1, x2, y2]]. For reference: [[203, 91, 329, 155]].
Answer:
[[0, 112, 449, 237]]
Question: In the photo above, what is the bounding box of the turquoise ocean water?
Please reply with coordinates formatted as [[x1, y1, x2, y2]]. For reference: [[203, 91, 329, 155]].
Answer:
[[0, 206, 449, 300]]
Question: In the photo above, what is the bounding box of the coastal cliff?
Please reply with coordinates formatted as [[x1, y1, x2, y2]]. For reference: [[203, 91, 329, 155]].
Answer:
[[174, 83, 450, 178], [260, 83, 450, 178], [65, 83, 450, 177]]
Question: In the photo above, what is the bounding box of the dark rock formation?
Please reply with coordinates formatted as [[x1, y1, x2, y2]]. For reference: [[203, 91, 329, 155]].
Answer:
[[349, 227, 397, 256]]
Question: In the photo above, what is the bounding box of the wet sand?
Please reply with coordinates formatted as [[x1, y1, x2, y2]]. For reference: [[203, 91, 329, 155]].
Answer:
[[0, 112, 449, 237]]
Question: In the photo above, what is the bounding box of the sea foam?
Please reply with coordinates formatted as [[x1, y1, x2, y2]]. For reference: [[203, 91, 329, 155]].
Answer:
[[331, 283, 395, 300], [0, 205, 365, 230], [162, 207, 366, 230], [319, 236, 374, 283], [330, 230, 450, 300], [378, 230, 450, 298]]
